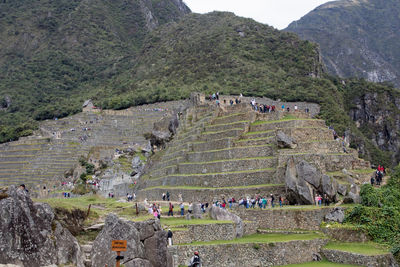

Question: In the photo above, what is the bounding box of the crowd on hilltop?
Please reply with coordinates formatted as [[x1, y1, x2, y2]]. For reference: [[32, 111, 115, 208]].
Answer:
[[212, 194, 285, 209]]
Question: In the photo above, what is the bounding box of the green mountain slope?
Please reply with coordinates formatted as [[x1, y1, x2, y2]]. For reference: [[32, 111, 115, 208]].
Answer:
[[285, 0, 400, 87], [0, 0, 190, 142]]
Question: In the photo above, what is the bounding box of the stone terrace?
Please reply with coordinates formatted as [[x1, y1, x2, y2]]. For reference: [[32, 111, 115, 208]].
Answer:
[[137, 96, 372, 203], [0, 100, 187, 190]]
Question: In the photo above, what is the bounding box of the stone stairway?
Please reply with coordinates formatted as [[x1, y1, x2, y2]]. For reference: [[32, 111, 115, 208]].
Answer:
[[81, 241, 93, 267]]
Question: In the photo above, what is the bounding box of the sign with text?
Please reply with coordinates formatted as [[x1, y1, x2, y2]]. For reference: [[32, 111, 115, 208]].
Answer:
[[111, 240, 127, 252]]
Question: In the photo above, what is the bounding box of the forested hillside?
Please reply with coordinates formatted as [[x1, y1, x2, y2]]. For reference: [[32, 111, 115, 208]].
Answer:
[[0, 0, 190, 142]]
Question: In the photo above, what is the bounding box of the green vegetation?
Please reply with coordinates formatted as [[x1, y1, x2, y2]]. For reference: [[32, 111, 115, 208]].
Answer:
[[160, 217, 232, 227], [345, 165, 400, 260], [36, 195, 141, 224], [324, 241, 390, 256], [143, 184, 283, 191], [278, 260, 360, 267], [179, 233, 325, 246]]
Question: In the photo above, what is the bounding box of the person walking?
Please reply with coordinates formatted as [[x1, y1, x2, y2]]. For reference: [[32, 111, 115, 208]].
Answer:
[[180, 203, 185, 216], [168, 202, 174, 216]]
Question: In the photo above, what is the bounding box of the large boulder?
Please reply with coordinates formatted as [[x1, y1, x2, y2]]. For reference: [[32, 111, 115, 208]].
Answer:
[[91, 214, 171, 267], [209, 206, 243, 238], [285, 158, 342, 204], [277, 131, 297, 149], [285, 158, 315, 204], [0, 186, 84, 267], [325, 207, 345, 223]]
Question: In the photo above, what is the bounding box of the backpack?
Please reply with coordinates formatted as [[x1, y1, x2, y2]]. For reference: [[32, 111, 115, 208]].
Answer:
[[192, 255, 200, 265]]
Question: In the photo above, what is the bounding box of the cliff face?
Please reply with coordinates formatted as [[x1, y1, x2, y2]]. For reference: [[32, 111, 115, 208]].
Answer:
[[348, 90, 400, 165], [285, 0, 400, 87]]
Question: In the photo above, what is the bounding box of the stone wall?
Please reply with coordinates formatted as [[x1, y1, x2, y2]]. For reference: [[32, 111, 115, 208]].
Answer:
[[322, 249, 398, 267], [172, 222, 258, 245], [322, 227, 370, 243], [169, 239, 328, 267], [233, 207, 333, 230]]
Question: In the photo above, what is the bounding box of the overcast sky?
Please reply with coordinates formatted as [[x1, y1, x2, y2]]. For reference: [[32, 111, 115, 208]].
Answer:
[[183, 0, 335, 29]]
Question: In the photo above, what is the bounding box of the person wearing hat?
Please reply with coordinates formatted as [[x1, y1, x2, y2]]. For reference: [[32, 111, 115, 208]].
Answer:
[[167, 229, 173, 246], [188, 251, 201, 267]]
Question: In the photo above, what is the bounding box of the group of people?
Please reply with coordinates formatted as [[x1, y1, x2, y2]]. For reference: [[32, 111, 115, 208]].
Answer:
[[371, 165, 386, 186], [213, 195, 285, 209], [148, 203, 162, 219], [314, 194, 331, 206], [126, 193, 135, 201]]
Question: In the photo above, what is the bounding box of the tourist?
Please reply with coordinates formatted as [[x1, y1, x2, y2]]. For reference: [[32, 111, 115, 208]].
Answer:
[[166, 191, 170, 201], [188, 202, 193, 214], [324, 194, 330, 206], [167, 229, 173, 246], [270, 194, 275, 208], [162, 193, 166, 201], [180, 203, 185, 216], [168, 202, 174, 216], [294, 105, 298, 111], [279, 196, 283, 207], [188, 251, 202, 267]]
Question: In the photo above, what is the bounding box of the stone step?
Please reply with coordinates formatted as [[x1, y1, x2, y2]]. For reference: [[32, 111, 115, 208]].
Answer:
[[185, 145, 275, 162], [240, 130, 276, 140], [211, 112, 253, 125], [249, 119, 326, 132], [234, 136, 275, 147], [137, 184, 286, 202], [321, 244, 396, 267], [279, 140, 343, 154], [177, 157, 277, 174], [189, 138, 234, 152], [140, 168, 278, 188], [198, 128, 245, 141], [204, 121, 250, 133]]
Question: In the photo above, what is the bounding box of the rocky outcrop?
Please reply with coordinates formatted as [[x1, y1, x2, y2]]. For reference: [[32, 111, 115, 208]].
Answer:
[[91, 214, 171, 267], [277, 131, 297, 149], [285, 158, 344, 204], [0, 186, 84, 267], [325, 207, 345, 223], [209, 206, 243, 238]]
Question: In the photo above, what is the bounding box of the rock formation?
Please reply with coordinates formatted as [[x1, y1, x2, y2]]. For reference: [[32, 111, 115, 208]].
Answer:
[[209, 206, 243, 238], [91, 214, 171, 267], [0, 186, 84, 267], [277, 131, 297, 149]]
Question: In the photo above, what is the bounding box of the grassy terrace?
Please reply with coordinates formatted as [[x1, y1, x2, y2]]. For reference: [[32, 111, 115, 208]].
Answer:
[[243, 130, 275, 136], [251, 117, 322, 126], [187, 144, 273, 154], [206, 120, 249, 127], [143, 184, 284, 191], [179, 233, 325, 246], [201, 128, 244, 135], [143, 168, 275, 180], [324, 241, 390, 255], [235, 136, 274, 142], [279, 260, 360, 267], [161, 217, 232, 228], [179, 156, 275, 165]]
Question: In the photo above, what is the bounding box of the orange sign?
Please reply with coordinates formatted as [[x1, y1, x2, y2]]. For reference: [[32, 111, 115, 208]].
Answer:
[[111, 240, 127, 252]]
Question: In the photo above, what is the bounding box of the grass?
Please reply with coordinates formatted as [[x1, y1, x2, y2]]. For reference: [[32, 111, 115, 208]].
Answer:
[[235, 136, 274, 142], [187, 144, 273, 154], [179, 156, 275, 165], [251, 116, 320, 126], [179, 233, 325, 246], [36, 195, 142, 224], [206, 120, 249, 128], [324, 241, 390, 255], [161, 217, 232, 227], [201, 128, 243, 135], [278, 260, 360, 267], [143, 167, 275, 180], [243, 130, 275, 136], [143, 183, 284, 191]]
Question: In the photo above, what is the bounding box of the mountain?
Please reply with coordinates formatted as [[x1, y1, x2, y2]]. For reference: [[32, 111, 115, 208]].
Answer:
[[285, 0, 400, 87], [0, 0, 190, 142], [0, 4, 398, 166]]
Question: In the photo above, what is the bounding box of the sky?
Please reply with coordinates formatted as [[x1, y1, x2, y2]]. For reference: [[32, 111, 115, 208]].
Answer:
[[183, 0, 335, 29]]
